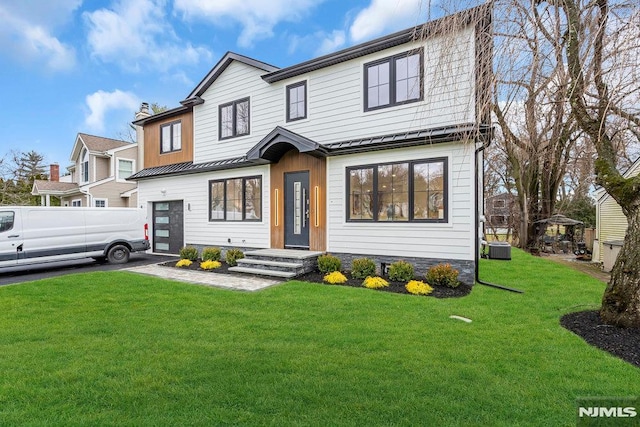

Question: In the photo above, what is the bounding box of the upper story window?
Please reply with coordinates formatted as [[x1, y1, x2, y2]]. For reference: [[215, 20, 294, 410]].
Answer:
[[161, 121, 182, 153], [493, 199, 505, 208], [347, 157, 446, 223], [219, 98, 250, 140], [364, 49, 423, 111], [81, 148, 89, 183], [286, 81, 307, 122], [117, 159, 134, 181]]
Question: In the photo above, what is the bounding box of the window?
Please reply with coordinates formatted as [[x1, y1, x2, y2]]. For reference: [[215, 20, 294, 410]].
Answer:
[[0, 211, 14, 233], [209, 176, 262, 221], [493, 199, 506, 208], [94, 199, 107, 208], [286, 81, 307, 122], [347, 158, 447, 222], [160, 121, 182, 153], [364, 49, 423, 111], [117, 159, 134, 180], [71, 199, 82, 207], [219, 98, 250, 139], [81, 148, 89, 183]]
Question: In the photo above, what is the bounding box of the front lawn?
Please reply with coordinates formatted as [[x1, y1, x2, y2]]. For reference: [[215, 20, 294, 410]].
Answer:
[[0, 248, 638, 426]]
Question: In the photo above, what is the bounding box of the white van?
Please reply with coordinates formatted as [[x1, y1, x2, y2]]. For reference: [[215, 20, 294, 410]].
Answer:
[[0, 206, 150, 270]]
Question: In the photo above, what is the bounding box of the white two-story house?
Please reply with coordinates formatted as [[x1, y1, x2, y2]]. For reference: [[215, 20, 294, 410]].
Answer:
[[130, 5, 492, 283]]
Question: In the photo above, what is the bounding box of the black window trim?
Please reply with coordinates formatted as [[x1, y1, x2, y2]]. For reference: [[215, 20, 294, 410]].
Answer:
[[208, 175, 262, 222], [345, 156, 448, 223], [218, 97, 251, 140], [286, 80, 307, 122], [363, 48, 424, 112], [160, 120, 182, 154]]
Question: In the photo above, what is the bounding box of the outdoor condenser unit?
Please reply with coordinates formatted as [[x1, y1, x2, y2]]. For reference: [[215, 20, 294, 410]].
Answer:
[[488, 242, 512, 260]]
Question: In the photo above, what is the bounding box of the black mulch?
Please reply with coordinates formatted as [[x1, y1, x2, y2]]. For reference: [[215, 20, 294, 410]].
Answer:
[[160, 260, 471, 298], [295, 271, 472, 298], [560, 310, 640, 368]]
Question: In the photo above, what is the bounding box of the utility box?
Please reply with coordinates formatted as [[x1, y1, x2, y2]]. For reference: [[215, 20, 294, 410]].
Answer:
[[489, 242, 511, 260]]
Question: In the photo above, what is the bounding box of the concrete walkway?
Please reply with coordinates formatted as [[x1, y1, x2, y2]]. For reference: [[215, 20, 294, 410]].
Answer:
[[124, 263, 282, 291], [544, 253, 610, 283]]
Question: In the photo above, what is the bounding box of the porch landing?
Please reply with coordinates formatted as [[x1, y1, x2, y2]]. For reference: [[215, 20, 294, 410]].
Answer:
[[229, 249, 324, 279]]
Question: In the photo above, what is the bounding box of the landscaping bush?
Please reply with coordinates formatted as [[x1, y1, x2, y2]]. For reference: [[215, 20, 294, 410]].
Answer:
[[405, 280, 434, 295], [179, 246, 199, 261], [200, 260, 221, 270], [201, 247, 222, 262], [318, 254, 341, 274], [323, 271, 347, 284], [388, 260, 414, 282], [351, 258, 376, 279], [362, 276, 389, 289], [425, 263, 460, 288], [176, 259, 193, 268], [225, 249, 244, 267]]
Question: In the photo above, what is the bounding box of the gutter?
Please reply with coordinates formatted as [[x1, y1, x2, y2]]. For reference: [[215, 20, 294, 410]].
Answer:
[[474, 134, 524, 293]]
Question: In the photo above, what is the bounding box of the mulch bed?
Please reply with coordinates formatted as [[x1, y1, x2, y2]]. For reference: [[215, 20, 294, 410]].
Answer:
[[160, 260, 471, 298], [560, 310, 640, 368]]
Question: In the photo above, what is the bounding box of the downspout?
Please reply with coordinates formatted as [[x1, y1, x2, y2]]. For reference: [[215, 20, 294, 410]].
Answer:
[[475, 134, 524, 293]]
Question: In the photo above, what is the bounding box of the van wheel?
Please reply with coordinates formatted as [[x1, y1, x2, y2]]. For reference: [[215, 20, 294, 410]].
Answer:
[[107, 245, 130, 264]]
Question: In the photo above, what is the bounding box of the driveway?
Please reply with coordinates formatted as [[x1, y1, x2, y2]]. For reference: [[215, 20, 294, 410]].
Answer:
[[0, 253, 176, 286]]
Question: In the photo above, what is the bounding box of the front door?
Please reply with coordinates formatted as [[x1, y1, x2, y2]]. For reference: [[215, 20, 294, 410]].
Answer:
[[153, 201, 184, 254], [284, 171, 310, 249]]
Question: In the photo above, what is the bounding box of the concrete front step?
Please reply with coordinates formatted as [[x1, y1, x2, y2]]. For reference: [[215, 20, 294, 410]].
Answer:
[[228, 266, 298, 279], [235, 258, 303, 273]]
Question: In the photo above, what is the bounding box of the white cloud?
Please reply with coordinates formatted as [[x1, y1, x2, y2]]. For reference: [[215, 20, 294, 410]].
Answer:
[[349, 0, 425, 43], [174, 0, 326, 47], [316, 30, 347, 56], [0, 3, 78, 72], [85, 90, 140, 132], [84, 0, 211, 72]]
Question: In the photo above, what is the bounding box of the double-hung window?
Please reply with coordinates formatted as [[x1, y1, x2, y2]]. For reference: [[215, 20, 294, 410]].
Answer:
[[117, 159, 134, 180], [364, 49, 423, 111], [347, 158, 446, 222], [219, 98, 250, 139], [209, 176, 262, 221], [286, 81, 307, 122], [80, 148, 89, 183], [160, 121, 182, 153]]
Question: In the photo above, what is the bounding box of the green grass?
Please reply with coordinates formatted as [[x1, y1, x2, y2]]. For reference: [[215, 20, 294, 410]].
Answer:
[[0, 248, 638, 426]]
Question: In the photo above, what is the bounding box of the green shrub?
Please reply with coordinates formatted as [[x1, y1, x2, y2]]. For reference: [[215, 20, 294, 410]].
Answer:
[[388, 260, 415, 282], [425, 263, 460, 288], [362, 276, 389, 289], [225, 248, 244, 267], [351, 258, 376, 279], [318, 254, 341, 274], [202, 247, 222, 262], [179, 246, 199, 261]]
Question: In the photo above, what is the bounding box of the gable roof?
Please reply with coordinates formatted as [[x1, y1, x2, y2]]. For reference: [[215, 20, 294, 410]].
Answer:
[[70, 133, 132, 161], [183, 52, 279, 103], [31, 179, 80, 195], [247, 126, 328, 162]]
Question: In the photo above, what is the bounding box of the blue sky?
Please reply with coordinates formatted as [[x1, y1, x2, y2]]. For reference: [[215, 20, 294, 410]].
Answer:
[[0, 0, 438, 171]]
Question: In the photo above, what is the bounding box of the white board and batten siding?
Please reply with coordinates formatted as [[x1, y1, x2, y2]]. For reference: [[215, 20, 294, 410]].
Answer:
[[326, 143, 476, 261], [192, 25, 477, 164], [137, 165, 271, 249]]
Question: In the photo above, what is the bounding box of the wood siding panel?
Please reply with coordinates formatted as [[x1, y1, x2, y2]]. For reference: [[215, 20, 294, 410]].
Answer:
[[269, 150, 326, 251], [143, 111, 193, 168], [326, 143, 474, 261]]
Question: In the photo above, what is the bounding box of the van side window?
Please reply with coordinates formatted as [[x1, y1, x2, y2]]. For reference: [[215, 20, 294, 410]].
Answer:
[[0, 212, 14, 233]]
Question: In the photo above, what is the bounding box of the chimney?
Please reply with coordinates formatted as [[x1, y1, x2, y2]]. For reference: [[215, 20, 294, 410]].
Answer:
[[50, 164, 60, 182]]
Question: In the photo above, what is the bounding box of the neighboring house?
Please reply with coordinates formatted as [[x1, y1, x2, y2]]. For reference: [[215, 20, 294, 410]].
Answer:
[[32, 133, 139, 208], [484, 192, 518, 241], [593, 157, 640, 271], [129, 6, 492, 283]]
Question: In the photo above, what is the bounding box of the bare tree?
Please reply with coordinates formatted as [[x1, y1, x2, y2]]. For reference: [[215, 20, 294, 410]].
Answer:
[[544, 0, 640, 327]]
